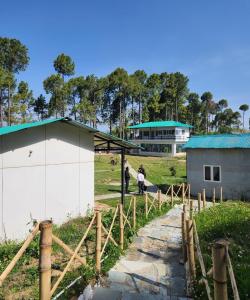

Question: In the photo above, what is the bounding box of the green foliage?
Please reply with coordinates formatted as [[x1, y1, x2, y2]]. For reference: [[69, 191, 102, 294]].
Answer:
[[169, 166, 176, 176], [194, 202, 250, 300], [53, 53, 75, 78]]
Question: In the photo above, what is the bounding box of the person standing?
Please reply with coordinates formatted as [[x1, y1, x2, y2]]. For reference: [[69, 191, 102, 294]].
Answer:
[[139, 164, 146, 178], [137, 168, 145, 195], [125, 166, 130, 193]]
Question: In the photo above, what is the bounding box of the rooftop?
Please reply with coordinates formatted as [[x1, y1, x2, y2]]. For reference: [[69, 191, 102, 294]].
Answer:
[[128, 121, 193, 129], [183, 133, 250, 149], [0, 118, 140, 150]]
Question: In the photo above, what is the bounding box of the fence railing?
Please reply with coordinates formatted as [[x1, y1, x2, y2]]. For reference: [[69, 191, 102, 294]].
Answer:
[[0, 185, 188, 299], [182, 189, 240, 300]]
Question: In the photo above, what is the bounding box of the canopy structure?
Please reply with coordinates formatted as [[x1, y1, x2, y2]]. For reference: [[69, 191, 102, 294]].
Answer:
[[94, 131, 140, 205]]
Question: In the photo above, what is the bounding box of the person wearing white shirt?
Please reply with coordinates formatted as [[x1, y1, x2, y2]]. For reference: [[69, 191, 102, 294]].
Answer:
[[137, 169, 145, 195]]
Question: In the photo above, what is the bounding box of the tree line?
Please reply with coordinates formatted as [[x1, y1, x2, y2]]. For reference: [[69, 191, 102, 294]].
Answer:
[[0, 37, 249, 138]]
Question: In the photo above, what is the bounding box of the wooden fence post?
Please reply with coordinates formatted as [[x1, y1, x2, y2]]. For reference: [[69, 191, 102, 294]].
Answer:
[[220, 187, 223, 203], [182, 183, 185, 203], [189, 200, 193, 220], [119, 204, 124, 250], [182, 212, 187, 262], [39, 220, 52, 300], [213, 188, 216, 206], [133, 196, 136, 229], [202, 189, 206, 208], [212, 240, 228, 300], [198, 193, 201, 212], [186, 219, 196, 280], [145, 193, 148, 218], [95, 211, 102, 274], [171, 185, 174, 207], [158, 190, 161, 211]]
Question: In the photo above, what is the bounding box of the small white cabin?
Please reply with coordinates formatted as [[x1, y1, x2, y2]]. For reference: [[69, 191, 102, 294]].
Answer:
[[0, 118, 138, 240]]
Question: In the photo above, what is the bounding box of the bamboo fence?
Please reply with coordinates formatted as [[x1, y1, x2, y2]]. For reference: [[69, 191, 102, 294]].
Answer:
[[182, 187, 240, 300]]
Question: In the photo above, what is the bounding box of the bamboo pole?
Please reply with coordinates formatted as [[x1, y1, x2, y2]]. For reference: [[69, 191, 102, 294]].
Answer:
[[226, 248, 240, 300], [39, 220, 52, 300], [145, 193, 148, 218], [52, 235, 86, 265], [186, 219, 196, 280], [212, 240, 228, 300], [188, 184, 191, 204], [182, 212, 187, 262], [0, 223, 40, 286], [198, 193, 201, 212], [189, 200, 193, 220], [182, 183, 185, 203], [96, 211, 102, 274], [220, 187, 223, 203], [133, 196, 136, 229], [202, 189, 206, 208], [119, 204, 124, 250], [213, 188, 216, 206], [171, 185, 174, 207], [193, 221, 212, 300], [101, 224, 118, 247], [183, 204, 186, 214], [50, 213, 96, 296], [101, 206, 119, 257]]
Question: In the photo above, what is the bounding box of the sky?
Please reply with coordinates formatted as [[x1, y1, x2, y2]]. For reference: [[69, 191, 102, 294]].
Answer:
[[1, 0, 250, 128]]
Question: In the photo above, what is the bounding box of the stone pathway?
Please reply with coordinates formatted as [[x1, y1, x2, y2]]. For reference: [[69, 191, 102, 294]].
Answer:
[[92, 204, 190, 300]]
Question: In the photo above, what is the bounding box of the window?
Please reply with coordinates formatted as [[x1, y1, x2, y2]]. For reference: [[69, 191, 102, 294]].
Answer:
[[203, 165, 221, 182]]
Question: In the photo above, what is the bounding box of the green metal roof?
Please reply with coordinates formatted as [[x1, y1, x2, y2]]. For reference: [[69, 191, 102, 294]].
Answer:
[[183, 134, 250, 149], [128, 121, 193, 129], [0, 118, 140, 149]]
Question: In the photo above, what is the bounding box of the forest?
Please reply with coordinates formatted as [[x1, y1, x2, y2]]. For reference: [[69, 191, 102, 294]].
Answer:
[[0, 37, 249, 138]]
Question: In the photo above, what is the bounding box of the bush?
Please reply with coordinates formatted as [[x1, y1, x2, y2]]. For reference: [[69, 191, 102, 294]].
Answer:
[[169, 166, 176, 176]]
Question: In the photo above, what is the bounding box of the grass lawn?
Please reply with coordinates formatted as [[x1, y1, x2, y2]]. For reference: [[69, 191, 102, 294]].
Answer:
[[95, 154, 137, 195], [127, 154, 186, 187], [194, 201, 250, 300], [95, 154, 186, 196]]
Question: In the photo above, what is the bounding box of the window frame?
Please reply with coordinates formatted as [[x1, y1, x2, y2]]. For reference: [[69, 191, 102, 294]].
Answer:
[[203, 165, 221, 183]]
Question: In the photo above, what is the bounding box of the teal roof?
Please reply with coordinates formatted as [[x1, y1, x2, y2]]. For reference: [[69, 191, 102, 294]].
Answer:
[[0, 118, 98, 136], [128, 121, 193, 129], [183, 134, 250, 149], [0, 118, 140, 149]]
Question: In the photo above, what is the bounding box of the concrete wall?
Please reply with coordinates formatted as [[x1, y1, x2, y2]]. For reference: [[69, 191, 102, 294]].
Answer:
[[186, 148, 250, 200], [0, 122, 94, 240]]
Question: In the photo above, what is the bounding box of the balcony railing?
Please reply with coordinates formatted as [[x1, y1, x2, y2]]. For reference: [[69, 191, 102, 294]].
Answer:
[[129, 135, 188, 141]]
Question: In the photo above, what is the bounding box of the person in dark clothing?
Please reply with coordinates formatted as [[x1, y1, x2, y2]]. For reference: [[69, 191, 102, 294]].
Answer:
[[139, 164, 146, 178], [125, 167, 130, 193]]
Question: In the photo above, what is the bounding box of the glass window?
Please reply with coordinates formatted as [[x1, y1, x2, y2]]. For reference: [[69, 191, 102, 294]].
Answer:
[[213, 166, 220, 181], [204, 166, 211, 181]]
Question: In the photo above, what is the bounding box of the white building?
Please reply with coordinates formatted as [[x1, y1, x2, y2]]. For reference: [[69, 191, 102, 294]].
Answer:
[[0, 118, 137, 240], [128, 121, 192, 156]]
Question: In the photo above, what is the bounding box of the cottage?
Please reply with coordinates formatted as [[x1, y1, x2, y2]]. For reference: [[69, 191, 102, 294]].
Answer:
[[0, 118, 138, 240], [183, 134, 250, 200], [128, 121, 192, 156]]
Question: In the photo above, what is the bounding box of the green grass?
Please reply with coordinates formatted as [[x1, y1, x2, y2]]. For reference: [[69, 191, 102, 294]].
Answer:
[[0, 196, 172, 299], [95, 154, 187, 196], [127, 154, 186, 187], [95, 154, 137, 195], [194, 202, 250, 300]]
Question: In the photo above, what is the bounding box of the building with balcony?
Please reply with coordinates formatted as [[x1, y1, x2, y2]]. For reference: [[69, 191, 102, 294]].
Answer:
[[128, 121, 193, 156]]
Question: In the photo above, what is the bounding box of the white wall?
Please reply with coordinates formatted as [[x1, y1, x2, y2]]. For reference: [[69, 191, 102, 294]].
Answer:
[[0, 122, 94, 241]]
